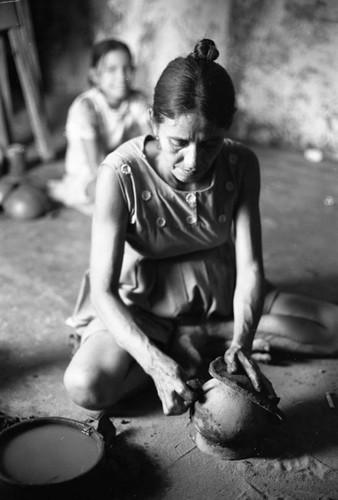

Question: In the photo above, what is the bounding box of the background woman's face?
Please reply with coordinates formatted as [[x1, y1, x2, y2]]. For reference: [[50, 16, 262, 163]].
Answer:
[[95, 49, 133, 105], [156, 112, 226, 186]]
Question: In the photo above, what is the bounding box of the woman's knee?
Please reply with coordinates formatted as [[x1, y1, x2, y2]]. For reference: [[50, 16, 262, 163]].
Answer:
[[63, 363, 119, 410]]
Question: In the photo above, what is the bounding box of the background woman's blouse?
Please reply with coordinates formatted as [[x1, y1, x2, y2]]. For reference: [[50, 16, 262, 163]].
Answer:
[[64, 87, 150, 181]]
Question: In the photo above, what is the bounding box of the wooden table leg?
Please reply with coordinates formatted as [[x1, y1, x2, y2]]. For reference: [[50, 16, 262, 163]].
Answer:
[[8, 27, 55, 162], [0, 36, 12, 148]]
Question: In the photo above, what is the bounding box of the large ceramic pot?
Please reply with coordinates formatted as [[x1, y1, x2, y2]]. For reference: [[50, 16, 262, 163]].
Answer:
[[192, 357, 283, 460]]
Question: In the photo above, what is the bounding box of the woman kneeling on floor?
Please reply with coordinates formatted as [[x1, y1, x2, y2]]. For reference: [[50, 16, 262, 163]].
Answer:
[[64, 39, 338, 415]]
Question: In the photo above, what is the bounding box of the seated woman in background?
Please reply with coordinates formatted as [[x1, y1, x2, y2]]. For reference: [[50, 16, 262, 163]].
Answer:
[[48, 38, 150, 212], [63, 38, 338, 416]]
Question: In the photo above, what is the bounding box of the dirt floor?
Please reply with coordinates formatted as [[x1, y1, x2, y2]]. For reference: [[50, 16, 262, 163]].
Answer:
[[1, 102, 338, 498]]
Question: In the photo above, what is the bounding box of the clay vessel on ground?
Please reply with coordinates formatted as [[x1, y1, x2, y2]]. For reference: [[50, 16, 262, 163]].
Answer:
[[191, 358, 283, 460], [3, 183, 51, 220]]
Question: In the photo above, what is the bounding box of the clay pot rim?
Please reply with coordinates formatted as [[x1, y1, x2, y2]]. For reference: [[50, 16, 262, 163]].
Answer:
[[209, 357, 285, 423]]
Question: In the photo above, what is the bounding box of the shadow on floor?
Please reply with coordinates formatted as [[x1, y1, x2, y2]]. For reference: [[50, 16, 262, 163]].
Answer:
[[97, 428, 170, 500], [257, 392, 338, 465], [0, 346, 69, 390], [104, 384, 163, 418]]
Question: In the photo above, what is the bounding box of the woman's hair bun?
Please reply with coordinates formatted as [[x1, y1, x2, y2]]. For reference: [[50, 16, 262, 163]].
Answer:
[[192, 39, 219, 62]]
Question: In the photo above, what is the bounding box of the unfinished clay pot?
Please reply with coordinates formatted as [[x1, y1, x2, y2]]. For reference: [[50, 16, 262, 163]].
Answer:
[[192, 357, 283, 460]]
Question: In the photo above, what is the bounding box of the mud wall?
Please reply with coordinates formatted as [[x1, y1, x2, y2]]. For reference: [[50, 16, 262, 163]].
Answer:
[[88, 0, 231, 97], [229, 0, 338, 158], [28, 0, 338, 157]]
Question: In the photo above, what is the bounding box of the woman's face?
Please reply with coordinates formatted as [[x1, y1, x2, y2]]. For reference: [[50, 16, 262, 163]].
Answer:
[[94, 49, 133, 106], [154, 112, 226, 188]]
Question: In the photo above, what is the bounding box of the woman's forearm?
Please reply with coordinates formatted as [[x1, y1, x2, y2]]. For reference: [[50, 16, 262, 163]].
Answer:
[[231, 266, 265, 351], [91, 290, 166, 374]]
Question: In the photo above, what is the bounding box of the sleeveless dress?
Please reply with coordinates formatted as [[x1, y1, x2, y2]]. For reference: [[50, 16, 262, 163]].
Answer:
[[68, 135, 272, 344]]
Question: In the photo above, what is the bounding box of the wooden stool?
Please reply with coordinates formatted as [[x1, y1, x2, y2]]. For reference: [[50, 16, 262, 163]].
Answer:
[[0, 0, 55, 162]]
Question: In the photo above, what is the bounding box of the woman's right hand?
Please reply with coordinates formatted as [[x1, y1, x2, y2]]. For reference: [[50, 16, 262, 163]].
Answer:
[[148, 352, 201, 415]]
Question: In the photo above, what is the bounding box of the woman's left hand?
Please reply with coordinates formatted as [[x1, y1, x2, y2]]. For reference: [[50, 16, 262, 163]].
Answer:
[[224, 345, 277, 400]]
